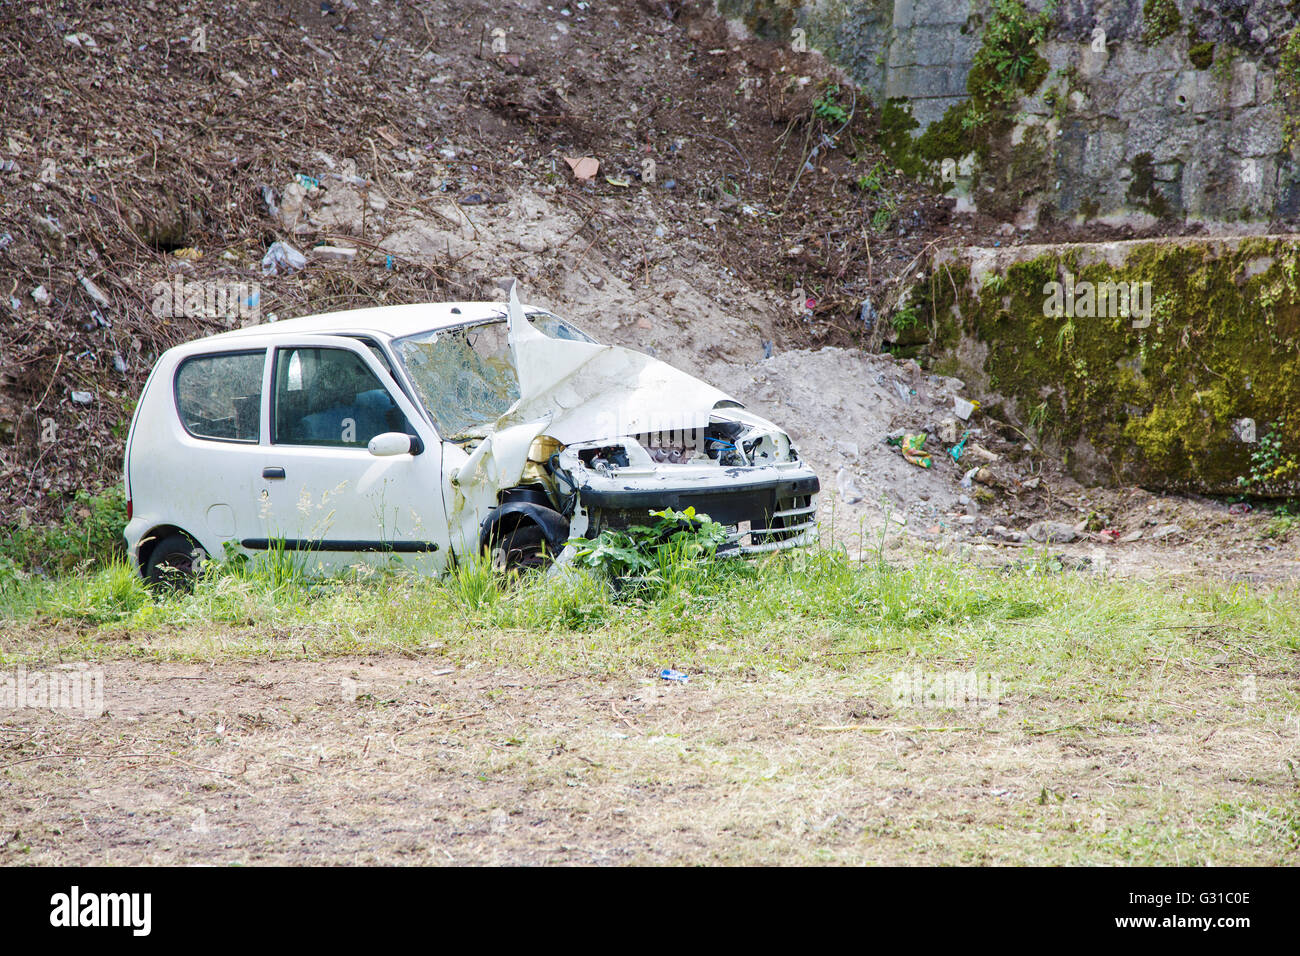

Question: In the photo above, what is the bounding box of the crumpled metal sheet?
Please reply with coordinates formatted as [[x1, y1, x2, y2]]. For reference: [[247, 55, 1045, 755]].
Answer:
[[498, 284, 730, 444]]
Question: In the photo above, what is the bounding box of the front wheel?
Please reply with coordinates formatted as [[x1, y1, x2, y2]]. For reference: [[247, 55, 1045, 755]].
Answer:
[[144, 533, 207, 590], [489, 523, 552, 573]]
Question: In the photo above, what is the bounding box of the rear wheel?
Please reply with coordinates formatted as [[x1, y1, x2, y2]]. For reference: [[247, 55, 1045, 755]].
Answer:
[[144, 533, 207, 590], [489, 523, 551, 572]]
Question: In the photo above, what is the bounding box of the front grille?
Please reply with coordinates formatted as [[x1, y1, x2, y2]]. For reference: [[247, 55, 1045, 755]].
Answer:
[[726, 493, 817, 553], [580, 475, 819, 555]]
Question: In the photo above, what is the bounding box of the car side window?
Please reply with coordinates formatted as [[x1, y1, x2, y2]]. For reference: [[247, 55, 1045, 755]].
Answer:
[[175, 350, 265, 443], [273, 347, 409, 447]]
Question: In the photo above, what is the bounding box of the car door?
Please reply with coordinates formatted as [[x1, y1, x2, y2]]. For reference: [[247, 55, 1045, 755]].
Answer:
[[156, 347, 270, 560], [248, 334, 450, 574]]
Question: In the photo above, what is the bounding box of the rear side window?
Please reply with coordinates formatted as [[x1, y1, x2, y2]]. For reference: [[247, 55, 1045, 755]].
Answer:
[[175, 350, 265, 442], [273, 347, 409, 447]]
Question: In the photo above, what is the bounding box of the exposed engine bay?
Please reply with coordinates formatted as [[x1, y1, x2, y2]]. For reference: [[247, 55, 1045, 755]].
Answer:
[[442, 287, 821, 563]]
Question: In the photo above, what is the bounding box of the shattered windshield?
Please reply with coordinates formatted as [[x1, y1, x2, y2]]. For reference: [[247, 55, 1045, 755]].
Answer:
[[392, 312, 595, 439]]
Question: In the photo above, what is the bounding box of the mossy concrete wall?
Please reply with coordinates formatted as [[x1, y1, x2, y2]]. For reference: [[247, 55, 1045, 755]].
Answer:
[[718, 0, 1300, 227], [908, 237, 1300, 495]]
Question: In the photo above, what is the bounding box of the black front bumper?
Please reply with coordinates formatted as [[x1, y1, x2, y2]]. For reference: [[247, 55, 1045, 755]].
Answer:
[[579, 474, 820, 527]]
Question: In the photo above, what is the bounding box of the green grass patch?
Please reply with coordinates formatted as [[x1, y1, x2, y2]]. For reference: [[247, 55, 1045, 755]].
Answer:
[[3, 543, 1296, 692]]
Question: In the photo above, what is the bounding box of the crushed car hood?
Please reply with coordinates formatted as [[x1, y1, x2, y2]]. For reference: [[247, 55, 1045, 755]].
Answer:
[[494, 284, 733, 444]]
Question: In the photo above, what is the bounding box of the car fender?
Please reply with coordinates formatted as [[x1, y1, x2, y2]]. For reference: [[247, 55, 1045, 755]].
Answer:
[[479, 501, 570, 553]]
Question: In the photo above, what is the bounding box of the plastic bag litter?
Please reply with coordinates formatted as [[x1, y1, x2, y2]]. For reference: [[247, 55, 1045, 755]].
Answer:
[[261, 241, 307, 276], [887, 431, 932, 468]]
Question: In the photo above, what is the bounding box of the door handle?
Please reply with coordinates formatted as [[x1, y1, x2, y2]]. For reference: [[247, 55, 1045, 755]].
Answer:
[[262, 466, 286, 480]]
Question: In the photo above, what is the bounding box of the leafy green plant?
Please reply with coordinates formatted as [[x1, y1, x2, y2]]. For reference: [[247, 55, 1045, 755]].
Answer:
[[983, 273, 1008, 296], [854, 161, 886, 193], [891, 304, 921, 332], [813, 83, 849, 125], [569, 506, 728, 595], [1027, 400, 1051, 438], [0, 485, 128, 573], [1238, 421, 1299, 493], [964, 0, 1056, 129]]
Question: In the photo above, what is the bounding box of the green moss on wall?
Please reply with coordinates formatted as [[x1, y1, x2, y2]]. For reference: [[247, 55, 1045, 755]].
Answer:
[[1279, 29, 1300, 148], [877, 99, 977, 188], [1188, 41, 1215, 70], [912, 240, 1300, 494], [1141, 0, 1183, 45], [876, 0, 1054, 195]]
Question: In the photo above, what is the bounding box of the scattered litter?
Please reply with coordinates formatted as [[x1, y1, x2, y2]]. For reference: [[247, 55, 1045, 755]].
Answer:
[[604, 175, 631, 187], [949, 429, 971, 461], [385, 254, 394, 270], [173, 247, 202, 260], [294, 173, 320, 190], [113, 352, 128, 373], [659, 668, 689, 683], [70, 390, 93, 404], [310, 244, 357, 262], [31, 285, 50, 305], [0, 232, 12, 249], [63, 32, 97, 49], [1098, 528, 1121, 542], [661, 178, 676, 190], [960, 466, 978, 489], [1228, 502, 1252, 515], [564, 156, 599, 180], [886, 432, 931, 468], [260, 184, 279, 217], [78, 274, 110, 307], [835, 467, 865, 504], [1232, 418, 1256, 443], [460, 192, 486, 204], [858, 297, 877, 331], [954, 396, 978, 420], [261, 241, 307, 275]]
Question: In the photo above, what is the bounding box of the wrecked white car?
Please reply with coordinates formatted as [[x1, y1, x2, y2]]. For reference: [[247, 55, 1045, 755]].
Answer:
[[122, 290, 820, 584]]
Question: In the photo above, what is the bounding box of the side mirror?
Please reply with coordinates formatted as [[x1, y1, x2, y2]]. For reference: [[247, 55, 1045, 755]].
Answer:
[[368, 432, 423, 457]]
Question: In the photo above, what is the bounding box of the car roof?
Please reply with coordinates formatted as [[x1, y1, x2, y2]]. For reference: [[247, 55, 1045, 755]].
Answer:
[[198, 301, 523, 344]]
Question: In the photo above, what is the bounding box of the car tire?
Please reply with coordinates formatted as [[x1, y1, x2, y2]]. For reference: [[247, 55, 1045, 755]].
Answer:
[[144, 532, 207, 590], [489, 523, 551, 572]]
